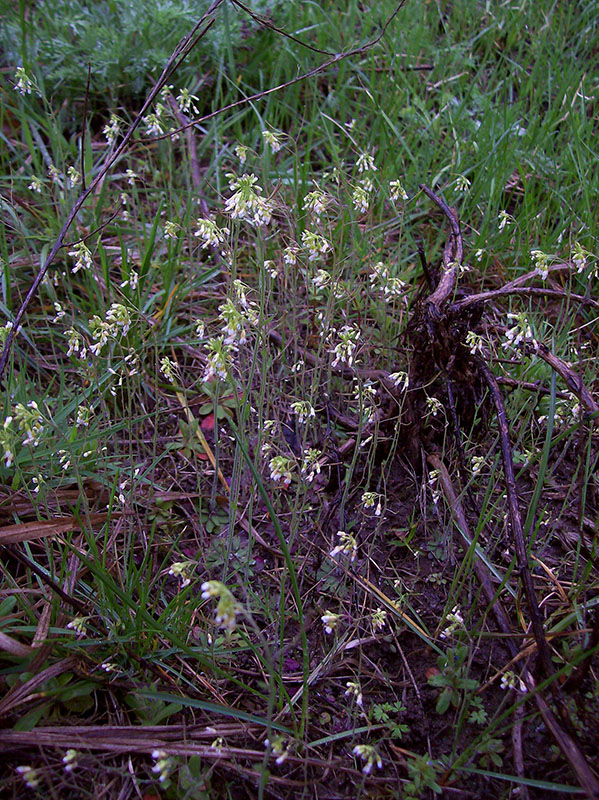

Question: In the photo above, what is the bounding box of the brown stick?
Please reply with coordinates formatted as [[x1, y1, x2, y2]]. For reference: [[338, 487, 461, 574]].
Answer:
[[475, 357, 554, 679], [531, 343, 599, 414], [419, 184, 463, 321]]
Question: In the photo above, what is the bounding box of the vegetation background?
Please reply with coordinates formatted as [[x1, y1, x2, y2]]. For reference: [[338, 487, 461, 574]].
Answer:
[[0, 0, 598, 797]]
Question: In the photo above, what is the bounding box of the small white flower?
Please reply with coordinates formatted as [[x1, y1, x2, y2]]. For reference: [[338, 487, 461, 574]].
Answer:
[[425, 396, 444, 417], [464, 331, 484, 355], [345, 680, 363, 708], [264, 735, 290, 765], [151, 750, 173, 783], [283, 246, 298, 265], [439, 605, 464, 639], [103, 113, 121, 144], [356, 153, 376, 173], [68, 241, 93, 274], [301, 448, 322, 483], [201, 580, 240, 632], [500, 670, 527, 693], [304, 189, 329, 219], [572, 241, 589, 273], [330, 530, 357, 562], [330, 325, 361, 368], [194, 218, 230, 250], [160, 357, 176, 384], [371, 608, 387, 631], [389, 179, 408, 201], [176, 87, 200, 115], [531, 249, 551, 280], [262, 129, 285, 153], [321, 610, 340, 634], [168, 561, 194, 587], [301, 230, 331, 262], [66, 616, 89, 636], [352, 744, 382, 775], [389, 371, 409, 391], [28, 176, 44, 193], [225, 173, 273, 226], [67, 166, 81, 187], [290, 400, 315, 424], [498, 210, 515, 232], [14, 67, 36, 96], [352, 183, 370, 214], [269, 456, 294, 487], [16, 765, 40, 788], [62, 749, 79, 773], [362, 491, 383, 516], [234, 143, 248, 164]]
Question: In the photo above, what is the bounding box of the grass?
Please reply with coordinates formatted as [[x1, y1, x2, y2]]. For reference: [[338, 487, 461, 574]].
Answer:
[[1, 0, 599, 797]]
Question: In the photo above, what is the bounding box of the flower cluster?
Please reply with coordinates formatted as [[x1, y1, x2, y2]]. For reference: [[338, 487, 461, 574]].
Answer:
[[303, 188, 330, 220], [66, 616, 89, 636], [14, 67, 37, 96], [13, 401, 44, 447], [301, 448, 322, 483], [152, 750, 173, 784], [389, 179, 409, 201], [234, 143, 248, 164], [176, 87, 200, 115], [194, 217, 230, 251], [87, 303, 131, 356], [439, 605, 464, 639], [503, 312, 536, 350], [269, 455, 294, 487], [330, 325, 360, 368], [0, 415, 15, 468], [201, 580, 240, 632], [202, 337, 235, 382], [530, 248, 551, 280], [291, 400, 315, 424], [345, 680, 363, 707], [389, 370, 409, 391], [371, 608, 387, 632], [16, 765, 40, 789], [68, 241, 93, 274], [498, 210, 515, 232], [168, 561, 195, 588], [362, 491, 383, 516], [62, 750, 79, 773], [352, 152, 377, 214], [500, 670, 527, 693], [330, 530, 358, 562], [225, 173, 273, 226], [321, 610, 340, 634], [370, 261, 407, 301], [464, 331, 484, 355], [352, 744, 382, 775], [265, 735, 290, 765], [103, 113, 121, 144], [262, 128, 285, 153], [572, 241, 590, 273], [301, 230, 331, 262]]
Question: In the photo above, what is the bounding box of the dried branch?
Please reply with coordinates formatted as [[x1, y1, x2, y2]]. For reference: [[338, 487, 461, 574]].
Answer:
[[419, 184, 463, 321], [531, 343, 599, 414], [475, 357, 554, 678]]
